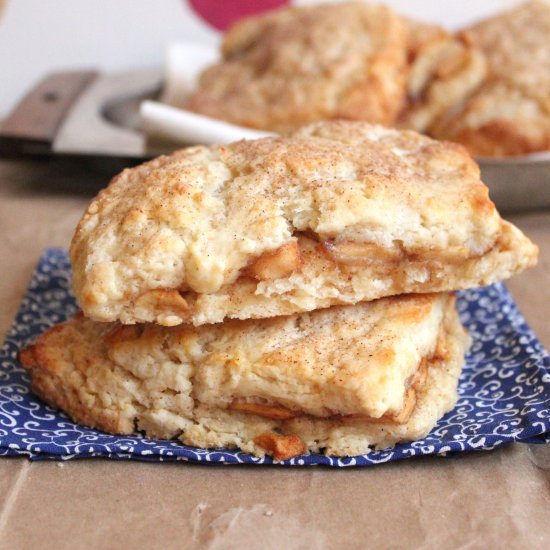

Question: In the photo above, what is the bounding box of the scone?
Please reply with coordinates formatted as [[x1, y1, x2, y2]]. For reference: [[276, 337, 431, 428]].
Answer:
[[430, 1, 550, 157], [70, 121, 538, 326], [399, 18, 487, 135], [20, 293, 469, 459], [184, 2, 408, 131]]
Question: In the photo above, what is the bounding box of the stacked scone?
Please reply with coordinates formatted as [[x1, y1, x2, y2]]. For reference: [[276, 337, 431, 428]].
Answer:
[[20, 122, 537, 460]]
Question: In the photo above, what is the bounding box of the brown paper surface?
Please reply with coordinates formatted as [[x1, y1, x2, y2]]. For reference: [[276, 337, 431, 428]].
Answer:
[[0, 158, 549, 549]]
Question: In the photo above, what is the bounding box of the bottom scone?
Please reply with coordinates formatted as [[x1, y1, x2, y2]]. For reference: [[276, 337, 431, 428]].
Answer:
[[20, 293, 469, 459]]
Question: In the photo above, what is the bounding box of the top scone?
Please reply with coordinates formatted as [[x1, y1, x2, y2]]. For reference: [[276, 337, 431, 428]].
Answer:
[[185, 2, 408, 131], [71, 121, 537, 326]]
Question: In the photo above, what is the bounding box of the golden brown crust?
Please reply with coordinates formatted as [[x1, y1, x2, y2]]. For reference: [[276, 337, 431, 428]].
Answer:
[[447, 121, 550, 159], [185, 3, 408, 131], [227, 351, 432, 425], [19, 321, 134, 434]]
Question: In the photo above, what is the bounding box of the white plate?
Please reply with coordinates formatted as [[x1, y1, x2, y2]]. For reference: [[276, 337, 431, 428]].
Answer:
[[140, 42, 272, 145]]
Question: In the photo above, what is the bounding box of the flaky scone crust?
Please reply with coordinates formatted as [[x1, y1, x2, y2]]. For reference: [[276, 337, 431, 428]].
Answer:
[[185, 2, 408, 131], [20, 295, 469, 459], [70, 121, 536, 326]]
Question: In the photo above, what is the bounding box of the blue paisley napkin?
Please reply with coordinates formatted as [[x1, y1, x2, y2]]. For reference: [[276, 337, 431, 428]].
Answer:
[[0, 249, 549, 466]]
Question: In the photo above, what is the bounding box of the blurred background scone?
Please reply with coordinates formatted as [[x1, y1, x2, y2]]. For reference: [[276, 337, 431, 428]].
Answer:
[[399, 18, 487, 137], [429, 0, 550, 157], [185, 2, 408, 131], [179, 0, 549, 159]]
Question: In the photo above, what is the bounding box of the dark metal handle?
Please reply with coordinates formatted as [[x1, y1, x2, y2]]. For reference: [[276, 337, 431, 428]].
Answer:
[[0, 70, 97, 156]]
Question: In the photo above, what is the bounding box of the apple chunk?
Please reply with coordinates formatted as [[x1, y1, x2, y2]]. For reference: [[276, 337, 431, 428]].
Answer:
[[323, 240, 403, 265], [247, 240, 302, 280]]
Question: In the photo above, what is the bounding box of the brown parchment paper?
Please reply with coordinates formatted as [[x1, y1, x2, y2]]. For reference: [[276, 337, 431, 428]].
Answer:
[[0, 158, 549, 550]]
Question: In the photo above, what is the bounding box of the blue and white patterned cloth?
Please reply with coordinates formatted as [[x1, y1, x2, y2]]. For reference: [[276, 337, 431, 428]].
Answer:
[[0, 249, 549, 466]]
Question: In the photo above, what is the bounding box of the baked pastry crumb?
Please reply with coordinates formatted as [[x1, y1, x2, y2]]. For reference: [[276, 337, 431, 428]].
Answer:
[[253, 433, 307, 461]]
